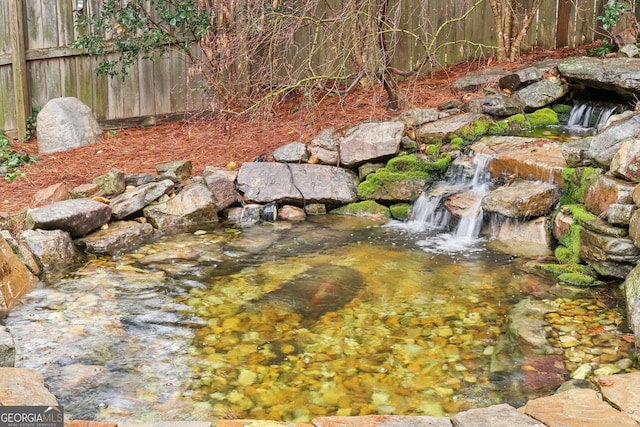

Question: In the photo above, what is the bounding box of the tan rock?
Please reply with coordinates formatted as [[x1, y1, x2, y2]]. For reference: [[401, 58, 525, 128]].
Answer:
[[31, 182, 69, 208], [596, 372, 640, 422], [523, 388, 638, 426], [0, 235, 40, 316], [0, 367, 57, 405]]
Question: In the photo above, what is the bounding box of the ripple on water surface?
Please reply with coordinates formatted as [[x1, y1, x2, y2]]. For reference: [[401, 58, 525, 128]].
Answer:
[[5, 216, 633, 422]]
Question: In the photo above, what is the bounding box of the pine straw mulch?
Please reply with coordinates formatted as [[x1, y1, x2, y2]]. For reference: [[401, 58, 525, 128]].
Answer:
[[0, 44, 593, 215]]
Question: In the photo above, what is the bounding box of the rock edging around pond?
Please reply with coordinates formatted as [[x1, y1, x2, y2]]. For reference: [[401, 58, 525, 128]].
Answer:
[[3, 56, 640, 424]]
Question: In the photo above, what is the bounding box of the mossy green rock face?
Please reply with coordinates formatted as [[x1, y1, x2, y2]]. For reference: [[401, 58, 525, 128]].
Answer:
[[330, 200, 391, 219], [560, 167, 603, 204], [526, 108, 559, 126], [390, 203, 411, 220], [358, 154, 452, 203], [386, 154, 452, 174], [357, 170, 429, 202]]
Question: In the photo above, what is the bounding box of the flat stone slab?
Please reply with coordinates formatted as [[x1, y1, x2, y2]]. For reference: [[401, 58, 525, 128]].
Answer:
[[0, 367, 58, 405], [470, 136, 566, 187], [522, 388, 639, 426], [595, 372, 640, 422], [452, 404, 543, 426], [313, 415, 451, 426]]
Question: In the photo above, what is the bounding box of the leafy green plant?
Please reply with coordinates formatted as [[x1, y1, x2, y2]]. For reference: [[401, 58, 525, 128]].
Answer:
[[599, 0, 630, 30], [0, 131, 39, 182], [591, 0, 639, 56], [23, 106, 41, 141]]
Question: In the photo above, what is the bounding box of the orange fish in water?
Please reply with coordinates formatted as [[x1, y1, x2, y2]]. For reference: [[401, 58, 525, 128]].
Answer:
[[311, 280, 338, 304]]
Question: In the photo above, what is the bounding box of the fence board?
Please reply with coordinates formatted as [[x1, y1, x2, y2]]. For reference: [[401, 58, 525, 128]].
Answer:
[[0, 0, 623, 136]]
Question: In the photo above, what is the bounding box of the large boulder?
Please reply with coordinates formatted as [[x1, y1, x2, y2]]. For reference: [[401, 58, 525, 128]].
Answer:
[[236, 162, 359, 205], [557, 57, 640, 96], [0, 368, 58, 405], [75, 220, 156, 256], [36, 97, 102, 154], [25, 199, 112, 237], [143, 181, 219, 232], [339, 121, 405, 167], [481, 181, 559, 218], [109, 179, 174, 220], [20, 229, 81, 280], [0, 235, 40, 316]]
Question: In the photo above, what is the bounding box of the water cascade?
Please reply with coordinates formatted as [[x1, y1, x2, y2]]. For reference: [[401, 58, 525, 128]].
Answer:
[[567, 100, 624, 129], [403, 153, 492, 250]]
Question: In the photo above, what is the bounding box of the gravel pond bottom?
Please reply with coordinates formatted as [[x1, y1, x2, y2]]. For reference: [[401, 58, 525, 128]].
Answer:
[[6, 216, 634, 423]]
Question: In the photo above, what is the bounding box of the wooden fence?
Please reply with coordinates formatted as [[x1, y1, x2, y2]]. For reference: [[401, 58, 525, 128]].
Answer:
[[0, 0, 632, 138]]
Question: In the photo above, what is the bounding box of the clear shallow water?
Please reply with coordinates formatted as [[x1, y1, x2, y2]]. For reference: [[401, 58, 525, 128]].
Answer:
[[5, 216, 629, 422]]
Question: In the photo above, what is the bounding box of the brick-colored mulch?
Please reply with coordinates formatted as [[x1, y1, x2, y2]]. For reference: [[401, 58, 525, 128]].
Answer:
[[0, 44, 591, 215]]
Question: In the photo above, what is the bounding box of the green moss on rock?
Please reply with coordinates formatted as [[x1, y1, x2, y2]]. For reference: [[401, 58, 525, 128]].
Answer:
[[330, 200, 391, 218], [525, 108, 558, 126], [390, 203, 411, 220], [459, 116, 493, 141], [560, 167, 602, 204], [448, 137, 465, 151], [558, 272, 597, 287], [386, 154, 452, 174], [357, 169, 429, 200]]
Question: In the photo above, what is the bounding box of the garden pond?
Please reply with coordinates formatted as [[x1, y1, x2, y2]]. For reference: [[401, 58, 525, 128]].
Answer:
[[5, 214, 634, 423]]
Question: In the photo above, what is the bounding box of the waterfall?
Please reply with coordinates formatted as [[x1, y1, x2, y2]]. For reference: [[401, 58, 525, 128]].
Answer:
[[402, 153, 492, 250], [567, 100, 622, 129]]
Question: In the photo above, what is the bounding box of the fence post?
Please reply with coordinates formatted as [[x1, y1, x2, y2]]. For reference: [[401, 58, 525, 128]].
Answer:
[[9, 0, 30, 140]]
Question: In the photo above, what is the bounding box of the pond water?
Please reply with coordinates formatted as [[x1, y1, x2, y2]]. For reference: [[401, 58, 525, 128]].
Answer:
[[6, 215, 632, 423]]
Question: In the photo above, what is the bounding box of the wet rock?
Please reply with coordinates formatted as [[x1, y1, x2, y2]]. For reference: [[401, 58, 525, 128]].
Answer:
[[600, 203, 636, 227], [143, 182, 219, 232], [586, 113, 640, 168], [278, 205, 305, 221], [452, 403, 543, 426], [93, 168, 126, 196], [624, 264, 640, 353], [481, 181, 559, 219], [20, 229, 81, 279], [156, 160, 192, 182], [596, 372, 640, 423], [308, 127, 340, 165], [562, 138, 593, 167], [273, 142, 309, 163], [236, 163, 359, 205], [579, 227, 640, 262], [522, 355, 566, 392], [203, 174, 240, 210], [0, 367, 58, 405], [490, 217, 554, 257], [339, 121, 404, 168], [26, 198, 112, 237], [314, 415, 450, 427], [0, 326, 14, 367], [249, 265, 364, 322], [584, 174, 636, 216], [0, 230, 41, 276], [523, 388, 639, 426], [0, 235, 40, 316], [110, 179, 174, 220], [470, 136, 566, 187], [36, 97, 102, 154], [629, 209, 640, 247], [75, 220, 156, 256], [580, 214, 629, 238], [610, 138, 640, 182]]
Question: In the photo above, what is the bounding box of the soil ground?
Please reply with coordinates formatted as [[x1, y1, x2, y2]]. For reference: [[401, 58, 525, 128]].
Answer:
[[0, 44, 592, 215]]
